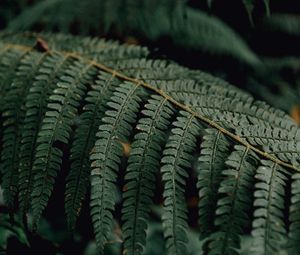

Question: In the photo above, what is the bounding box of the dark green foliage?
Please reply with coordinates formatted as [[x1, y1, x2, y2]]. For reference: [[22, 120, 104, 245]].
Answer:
[[197, 129, 231, 236], [0, 33, 299, 255], [0, 212, 29, 251], [5, 0, 259, 67], [208, 146, 257, 255], [161, 111, 201, 254], [19, 53, 73, 221], [66, 71, 116, 230], [251, 160, 289, 254], [1, 49, 35, 210], [122, 95, 174, 255], [90, 82, 146, 253], [31, 59, 98, 229]]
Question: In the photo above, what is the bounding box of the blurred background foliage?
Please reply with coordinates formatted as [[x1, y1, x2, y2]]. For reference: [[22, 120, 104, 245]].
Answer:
[[0, 0, 299, 254], [1, 0, 300, 114]]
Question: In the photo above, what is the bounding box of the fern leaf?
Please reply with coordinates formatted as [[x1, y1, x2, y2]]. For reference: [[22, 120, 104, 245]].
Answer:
[[265, 141, 300, 168], [90, 82, 146, 253], [237, 125, 300, 167], [1, 50, 41, 210], [251, 160, 289, 254], [208, 145, 257, 255], [197, 128, 231, 236], [237, 125, 300, 146], [19, 53, 73, 220], [0, 33, 299, 255], [65, 71, 117, 230], [31, 60, 98, 229], [188, 95, 296, 131], [161, 111, 201, 255], [0, 47, 29, 111], [122, 95, 174, 255]]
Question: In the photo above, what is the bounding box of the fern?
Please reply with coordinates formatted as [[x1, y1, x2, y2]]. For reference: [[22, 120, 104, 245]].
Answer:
[[122, 95, 174, 255], [161, 111, 201, 254], [31, 60, 98, 229], [65, 71, 116, 230], [197, 128, 231, 237], [19, 53, 73, 222], [90, 81, 147, 252], [251, 160, 289, 254], [0, 48, 33, 210], [0, 33, 299, 255], [208, 146, 258, 255]]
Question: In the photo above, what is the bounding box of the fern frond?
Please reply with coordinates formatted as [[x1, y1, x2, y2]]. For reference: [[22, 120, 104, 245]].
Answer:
[[237, 125, 300, 145], [208, 145, 257, 255], [90, 82, 146, 253], [31, 60, 98, 229], [161, 111, 202, 254], [0, 33, 299, 255], [18, 53, 73, 220], [187, 95, 297, 134], [237, 125, 300, 167], [0, 50, 40, 210], [0, 32, 150, 67], [265, 141, 300, 168], [251, 160, 289, 255], [65, 71, 117, 230], [197, 128, 231, 236], [0, 47, 30, 111], [122, 95, 174, 255]]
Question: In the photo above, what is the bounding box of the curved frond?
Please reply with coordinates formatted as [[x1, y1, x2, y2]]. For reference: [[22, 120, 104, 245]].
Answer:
[[208, 145, 257, 255], [251, 160, 289, 255], [65, 71, 118, 230], [161, 111, 202, 254], [122, 95, 175, 255], [31, 60, 98, 229], [19, 53, 73, 220], [90, 82, 146, 253], [0, 33, 299, 255], [197, 128, 231, 236], [1, 50, 41, 210]]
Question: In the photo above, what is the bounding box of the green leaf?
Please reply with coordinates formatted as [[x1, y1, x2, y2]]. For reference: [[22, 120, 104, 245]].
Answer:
[[122, 95, 174, 255], [161, 111, 202, 255], [90, 82, 146, 253]]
